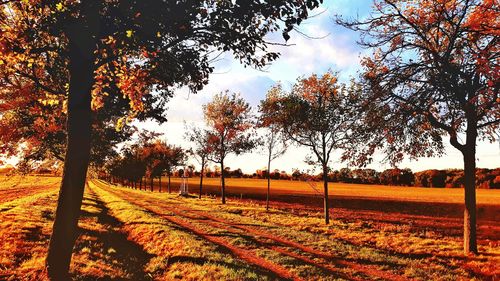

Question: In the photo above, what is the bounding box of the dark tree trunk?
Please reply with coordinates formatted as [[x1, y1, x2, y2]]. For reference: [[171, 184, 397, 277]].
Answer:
[[159, 175, 162, 193], [323, 163, 330, 225], [46, 6, 98, 278], [463, 124, 478, 254], [168, 174, 171, 193], [139, 177, 142, 190], [266, 151, 272, 211], [199, 159, 204, 199], [221, 160, 226, 204], [150, 177, 153, 192]]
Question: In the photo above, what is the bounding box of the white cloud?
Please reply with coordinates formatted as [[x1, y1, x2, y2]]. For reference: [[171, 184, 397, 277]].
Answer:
[[136, 0, 499, 174]]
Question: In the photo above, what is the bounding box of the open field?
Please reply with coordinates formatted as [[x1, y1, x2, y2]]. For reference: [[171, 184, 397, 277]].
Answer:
[[0, 175, 499, 280], [146, 177, 500, 237], [154, 176, 500, 205]]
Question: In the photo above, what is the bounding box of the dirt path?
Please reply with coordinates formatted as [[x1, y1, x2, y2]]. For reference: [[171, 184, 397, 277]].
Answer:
[[95, 180, 409, 281]]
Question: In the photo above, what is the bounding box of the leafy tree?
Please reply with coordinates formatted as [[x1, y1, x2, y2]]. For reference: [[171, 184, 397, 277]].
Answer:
[[204, 92, 256, 204], [1, 0, 322, 276], [276, 72, 361, 224], [337, 0, 498, 253], [258, 85, 288, 211], [185, 125, 212, 199]]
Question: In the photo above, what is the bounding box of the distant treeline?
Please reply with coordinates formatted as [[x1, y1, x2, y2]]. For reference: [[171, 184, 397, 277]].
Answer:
[[198, 167, 500, 189]]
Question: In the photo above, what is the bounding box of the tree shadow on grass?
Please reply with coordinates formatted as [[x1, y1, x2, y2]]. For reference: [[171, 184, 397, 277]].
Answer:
[[74, 191, 155, 281]]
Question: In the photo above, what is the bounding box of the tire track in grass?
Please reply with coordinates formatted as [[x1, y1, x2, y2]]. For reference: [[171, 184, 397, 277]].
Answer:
[[97, 180, 407, 281], [161, 198, 411, 281], [137, 200, 361, 280], [91, 180, 301, 281], [139, 197, 396, 281], [131, 192, 408, 281]]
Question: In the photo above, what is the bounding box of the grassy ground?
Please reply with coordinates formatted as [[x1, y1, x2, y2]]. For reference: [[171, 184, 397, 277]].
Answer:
[[1, 176, 499, 280], [151, 176, 500, 205]]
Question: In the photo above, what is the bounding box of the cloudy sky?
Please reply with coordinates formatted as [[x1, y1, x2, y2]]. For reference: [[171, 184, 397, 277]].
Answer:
[[139, 0, 499, 174]]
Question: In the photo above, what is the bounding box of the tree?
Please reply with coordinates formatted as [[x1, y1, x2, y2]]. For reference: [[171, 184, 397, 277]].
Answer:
[[337, 0, 499, 254], [185, 126, 212, 199], [162, 144, 186, 194], [276, 72, 361, 224], [258, 85, 288, 211], [1, 1, 323, 277], [204, 92, 256, 204]]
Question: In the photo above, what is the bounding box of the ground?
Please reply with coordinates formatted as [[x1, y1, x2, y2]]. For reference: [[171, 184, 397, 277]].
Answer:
[[0, 175, 498, 280]]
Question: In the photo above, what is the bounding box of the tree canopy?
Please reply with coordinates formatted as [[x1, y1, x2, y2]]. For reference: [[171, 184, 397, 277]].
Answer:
[[336, 0, 499, 254]]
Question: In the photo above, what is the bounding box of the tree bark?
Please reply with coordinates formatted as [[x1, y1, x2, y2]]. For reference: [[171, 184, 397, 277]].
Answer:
[[150, 177, 153, 192], [266, 150, 272, 212], [463, 129, 478, 254], [199, 158, 204, 199], [46, 8, 98, 279], [168, 173, 171, 193], [159, 175, 162, 193], [323, 163, 330, 225], [139, 177, 142, 190], [221, 160, 226, 204]]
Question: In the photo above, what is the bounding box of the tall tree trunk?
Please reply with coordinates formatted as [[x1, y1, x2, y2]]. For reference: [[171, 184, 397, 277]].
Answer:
[[199, 159, 204, 199], [323, 163, 330, 225], [221, 160, 226, 204], [463, 124, 478, 254], [46, 8, 98, 279], [139, 177, 142, 190], [159, 175, 162, 193], [266, 150, 272, 211], [150, 177, 153, 192], [168, 173, 171, 193]]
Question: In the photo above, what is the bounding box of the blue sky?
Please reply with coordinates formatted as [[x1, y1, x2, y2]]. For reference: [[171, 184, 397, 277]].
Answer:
[[140, 0, 500, 174]]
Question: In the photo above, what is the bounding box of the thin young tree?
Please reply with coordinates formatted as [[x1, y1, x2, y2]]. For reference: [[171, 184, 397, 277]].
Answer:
[[204, 92, 256, 204], [337, 0, 499, 254], [185, 126, 212, 199], [258, 85, 288, 211], [277, 72, 361, 224]]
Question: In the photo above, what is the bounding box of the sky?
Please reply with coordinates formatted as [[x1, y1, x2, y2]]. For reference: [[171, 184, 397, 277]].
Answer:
[[136, 0, 499, 174], [3, 1, 494, 173]]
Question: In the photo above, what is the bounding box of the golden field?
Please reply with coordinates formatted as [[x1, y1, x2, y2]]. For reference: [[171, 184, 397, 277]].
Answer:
[[0, 175, 499, 280]]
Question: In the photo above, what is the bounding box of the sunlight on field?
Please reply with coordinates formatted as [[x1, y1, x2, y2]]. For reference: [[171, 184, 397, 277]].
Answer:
[[159, 177, 500, 205], [91, 180, 500, 280], [0, 176, 498, 280]]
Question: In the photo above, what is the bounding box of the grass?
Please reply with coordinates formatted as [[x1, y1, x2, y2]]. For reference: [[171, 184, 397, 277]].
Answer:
[[0, 175, 498, 280], [152, 176, 500, 205], [93, 179, 499, 280]]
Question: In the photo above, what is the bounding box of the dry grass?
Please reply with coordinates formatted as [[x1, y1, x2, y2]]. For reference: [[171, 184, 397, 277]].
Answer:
[[1, 176, 498, 280], [154, 176, 500, 205], [93, 179, 500, 280]]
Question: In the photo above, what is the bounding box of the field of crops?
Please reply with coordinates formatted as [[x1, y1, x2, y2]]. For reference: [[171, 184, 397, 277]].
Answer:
[[0, 175, 499, 280]]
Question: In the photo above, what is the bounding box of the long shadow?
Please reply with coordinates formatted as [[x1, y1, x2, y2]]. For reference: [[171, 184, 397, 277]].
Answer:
[[75, 190, 155, 281]]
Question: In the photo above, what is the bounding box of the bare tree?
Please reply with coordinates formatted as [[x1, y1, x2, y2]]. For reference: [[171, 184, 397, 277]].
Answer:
[[185, 125, 212, 199], [258, 85, 288, 211]]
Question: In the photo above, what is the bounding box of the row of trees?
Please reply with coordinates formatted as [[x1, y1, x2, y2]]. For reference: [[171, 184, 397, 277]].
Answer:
[[104, 135, 186, 193], [0, 0, 322, 276], [0, 1, 495, 273]]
